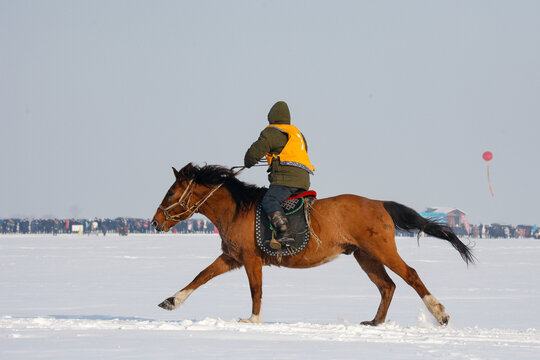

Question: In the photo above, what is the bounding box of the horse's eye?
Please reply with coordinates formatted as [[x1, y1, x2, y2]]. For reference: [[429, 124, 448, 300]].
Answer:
[[167, 191, 174, 198]]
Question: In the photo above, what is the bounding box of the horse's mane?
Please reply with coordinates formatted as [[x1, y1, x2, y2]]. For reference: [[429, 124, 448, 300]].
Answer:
[[176, 163, 266, 212]]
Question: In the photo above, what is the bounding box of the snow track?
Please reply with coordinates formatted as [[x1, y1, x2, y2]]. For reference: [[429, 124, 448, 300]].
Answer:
[[2, 315, 539, 347]]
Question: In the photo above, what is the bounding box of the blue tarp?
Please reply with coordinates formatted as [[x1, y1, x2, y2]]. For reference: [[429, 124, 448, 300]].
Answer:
[[419, 212, 447, 223]]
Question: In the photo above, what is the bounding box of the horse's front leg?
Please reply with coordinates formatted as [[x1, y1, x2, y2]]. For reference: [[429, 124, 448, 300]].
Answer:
[[239, 257, 263, 323], [158, 253, 241, 310]]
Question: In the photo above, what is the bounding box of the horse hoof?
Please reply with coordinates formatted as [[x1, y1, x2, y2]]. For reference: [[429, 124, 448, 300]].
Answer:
[[158, 297, 176, 311], [361, 320, 379, 326], [440, 315, 449, 326], [239, 314, 262, 324]]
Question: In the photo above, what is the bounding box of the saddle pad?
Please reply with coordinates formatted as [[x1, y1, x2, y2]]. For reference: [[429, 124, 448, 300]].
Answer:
[[255, 195, 315, 257]]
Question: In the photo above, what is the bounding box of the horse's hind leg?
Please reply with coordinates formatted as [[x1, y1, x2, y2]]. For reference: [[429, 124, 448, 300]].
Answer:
[[354, 250, 396, 326], [379, 251, 449, 325], [158, 253, 241, 311]]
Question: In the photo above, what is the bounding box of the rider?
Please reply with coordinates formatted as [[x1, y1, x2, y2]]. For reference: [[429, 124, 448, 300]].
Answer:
[[244, 101, 315, 249]]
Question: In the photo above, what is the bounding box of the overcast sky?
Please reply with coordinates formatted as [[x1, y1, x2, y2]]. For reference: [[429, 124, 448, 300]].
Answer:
[[1, 0, 539, 225]]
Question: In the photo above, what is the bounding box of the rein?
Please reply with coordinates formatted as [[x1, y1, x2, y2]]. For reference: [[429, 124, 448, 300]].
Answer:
[[159, 166, 246, 221]]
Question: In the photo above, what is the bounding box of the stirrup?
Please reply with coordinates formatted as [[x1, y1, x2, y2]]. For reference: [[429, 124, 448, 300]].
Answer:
[[269, 238, 282, 250], [269, 234, 295, 250]]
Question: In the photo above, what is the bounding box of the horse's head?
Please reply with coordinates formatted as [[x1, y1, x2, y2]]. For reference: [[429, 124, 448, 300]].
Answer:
[[151, 163, 201, 232]]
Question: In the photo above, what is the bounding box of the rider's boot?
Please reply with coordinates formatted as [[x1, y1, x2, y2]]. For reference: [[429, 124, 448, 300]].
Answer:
[[268, 211, 295, 250]]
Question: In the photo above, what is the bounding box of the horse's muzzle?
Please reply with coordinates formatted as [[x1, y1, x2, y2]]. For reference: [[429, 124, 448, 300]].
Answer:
[[151, 220, 165, 232]]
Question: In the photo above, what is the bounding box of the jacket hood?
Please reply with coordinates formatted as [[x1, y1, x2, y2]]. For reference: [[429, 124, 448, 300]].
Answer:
[[267, 101, 290, 125]]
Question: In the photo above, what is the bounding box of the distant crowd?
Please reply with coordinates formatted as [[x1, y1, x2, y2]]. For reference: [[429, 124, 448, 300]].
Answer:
[[0, 217, 538, 239], [397, 222, 539, 239], [0, 218, 216, 236]]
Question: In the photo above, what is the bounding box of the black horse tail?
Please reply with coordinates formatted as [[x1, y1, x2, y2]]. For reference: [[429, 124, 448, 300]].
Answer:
[[383, 201, 475, 265]]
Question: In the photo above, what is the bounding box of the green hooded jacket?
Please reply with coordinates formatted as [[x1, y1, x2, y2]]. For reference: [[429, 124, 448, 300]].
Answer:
[[244, 101, 311, 190]]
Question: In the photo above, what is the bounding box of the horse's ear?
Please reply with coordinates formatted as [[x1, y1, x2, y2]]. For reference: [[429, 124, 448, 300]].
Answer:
[[172, 167, 179, 179]]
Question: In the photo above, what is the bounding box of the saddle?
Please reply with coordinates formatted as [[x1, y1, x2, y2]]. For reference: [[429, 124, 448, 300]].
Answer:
[[255, 190, 316, 257]]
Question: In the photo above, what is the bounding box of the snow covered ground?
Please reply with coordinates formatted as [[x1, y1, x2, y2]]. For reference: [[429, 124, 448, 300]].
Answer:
[[1, 233, 539, 359]]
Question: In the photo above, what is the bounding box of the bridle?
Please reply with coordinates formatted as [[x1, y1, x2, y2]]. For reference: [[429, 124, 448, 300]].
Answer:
[[158, 166, 246, 222], [159, 179, 225, 221]]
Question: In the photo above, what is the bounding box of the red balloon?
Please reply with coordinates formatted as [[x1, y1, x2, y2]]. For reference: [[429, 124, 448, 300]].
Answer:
[[482, 151, 493, 162]]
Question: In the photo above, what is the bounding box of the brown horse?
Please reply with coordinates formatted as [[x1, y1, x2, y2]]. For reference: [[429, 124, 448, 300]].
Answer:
[[151, 163, 474, 325]]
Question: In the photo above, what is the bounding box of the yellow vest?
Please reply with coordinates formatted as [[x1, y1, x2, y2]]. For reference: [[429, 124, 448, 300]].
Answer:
[[265, 124, 315, 174]]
